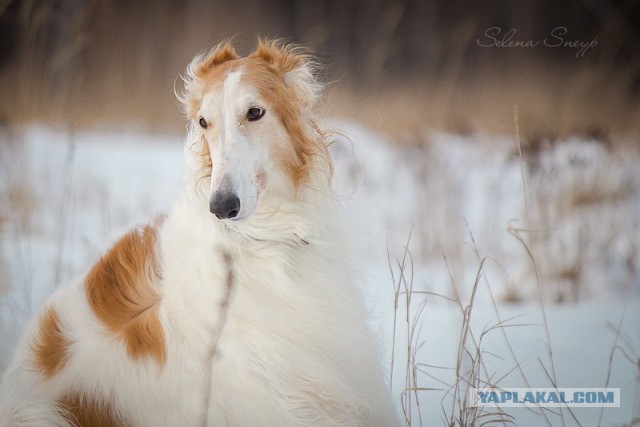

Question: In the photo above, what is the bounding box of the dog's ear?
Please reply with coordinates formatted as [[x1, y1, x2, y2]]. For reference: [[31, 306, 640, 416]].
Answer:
[[178, 42, 239, 118], [197, 42, 239, 74], [250, 39, 320, 110]]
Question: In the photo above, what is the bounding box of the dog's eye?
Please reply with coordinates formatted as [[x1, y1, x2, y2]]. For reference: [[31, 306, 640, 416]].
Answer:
[[198, 117, 208, 129], [246, 107, 265, 122]]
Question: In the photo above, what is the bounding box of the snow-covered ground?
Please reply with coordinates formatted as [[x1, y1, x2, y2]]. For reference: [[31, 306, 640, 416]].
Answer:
[[0, 122, 638, 426]]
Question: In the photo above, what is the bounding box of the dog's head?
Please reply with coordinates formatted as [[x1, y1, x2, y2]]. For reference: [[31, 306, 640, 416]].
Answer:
[[179, 40, 330, 223]]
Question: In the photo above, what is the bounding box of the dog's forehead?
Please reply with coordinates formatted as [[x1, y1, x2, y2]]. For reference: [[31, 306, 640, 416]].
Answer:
[[199, 72, 245, 115], [202, 58, 272, 89], [200, 59, 275, 110]]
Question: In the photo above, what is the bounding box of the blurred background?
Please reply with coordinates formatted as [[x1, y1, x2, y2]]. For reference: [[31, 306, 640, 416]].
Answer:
[[0, 0, 639, 138], [1, 2, 640, 425]]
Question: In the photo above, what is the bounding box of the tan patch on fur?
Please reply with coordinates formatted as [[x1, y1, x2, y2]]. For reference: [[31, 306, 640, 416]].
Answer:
[[32, 306, 71, 379], [85, 217, 166, 365], [58, 392, 125, 427], [247, 40, 331, 188]]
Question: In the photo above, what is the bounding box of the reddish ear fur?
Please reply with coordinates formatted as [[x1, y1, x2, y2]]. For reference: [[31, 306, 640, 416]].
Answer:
[[249, 39, 306, 74], [196, 42, 240, 77], [249, 39, 319, 109]]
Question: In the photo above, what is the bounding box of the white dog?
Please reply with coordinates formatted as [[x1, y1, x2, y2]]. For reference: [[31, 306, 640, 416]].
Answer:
[[0, 40, 398, 426]]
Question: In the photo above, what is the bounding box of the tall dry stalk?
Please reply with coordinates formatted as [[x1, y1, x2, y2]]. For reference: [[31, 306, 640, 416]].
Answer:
[[512, 104, 563, 424], [389, 237, 519, 426]]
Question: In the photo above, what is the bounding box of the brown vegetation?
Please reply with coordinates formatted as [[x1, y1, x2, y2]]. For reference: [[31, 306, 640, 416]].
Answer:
[[0, 0, 638, 141]]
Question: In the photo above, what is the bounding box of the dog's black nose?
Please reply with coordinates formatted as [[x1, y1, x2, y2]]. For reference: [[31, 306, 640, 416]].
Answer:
[[209, 192, 241, 220]]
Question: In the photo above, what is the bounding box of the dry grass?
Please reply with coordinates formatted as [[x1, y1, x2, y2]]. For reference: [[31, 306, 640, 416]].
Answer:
[[384, 118, 639, 424], [389, 245, 521, 426], [387, 227, 639, 426], [325, 60, 640, 143], [1, 1, 639, 140], [388, 232, 519, 426], [3, 58, 638, 141]]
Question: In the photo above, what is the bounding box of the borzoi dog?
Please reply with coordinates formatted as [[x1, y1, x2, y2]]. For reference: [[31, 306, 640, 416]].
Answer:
[[0, 40, 399, 426]]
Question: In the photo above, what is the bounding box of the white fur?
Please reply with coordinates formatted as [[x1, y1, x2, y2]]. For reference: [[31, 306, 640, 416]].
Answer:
[[0, 48, 399, 426], [204, 69, 264, 219]]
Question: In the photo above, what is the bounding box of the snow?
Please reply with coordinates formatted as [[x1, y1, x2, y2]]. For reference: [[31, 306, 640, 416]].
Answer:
[[1, 121, 638, 426]]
